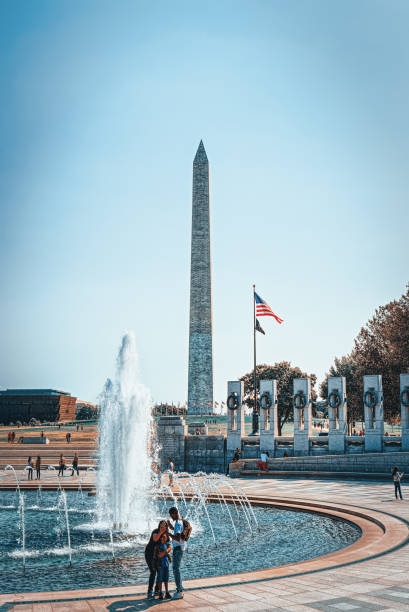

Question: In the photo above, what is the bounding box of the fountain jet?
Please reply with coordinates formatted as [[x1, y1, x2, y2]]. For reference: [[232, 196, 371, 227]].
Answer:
[[97, 332, 152, 532]]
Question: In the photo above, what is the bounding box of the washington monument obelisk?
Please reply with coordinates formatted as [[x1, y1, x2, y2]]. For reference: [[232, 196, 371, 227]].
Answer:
[[187, 141, 214, 415]]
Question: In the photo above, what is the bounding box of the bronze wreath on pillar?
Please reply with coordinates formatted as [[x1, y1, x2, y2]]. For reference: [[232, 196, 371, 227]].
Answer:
[[227, 392, 239, 410], [260, 392, 272, 410], [328, 390, 341, 409], [401, 387, 409, 407], [363, 389, 378, 408], [293, 390, 307, 410]]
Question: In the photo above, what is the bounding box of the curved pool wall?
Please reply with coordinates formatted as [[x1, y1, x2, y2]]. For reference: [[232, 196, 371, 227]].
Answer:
[[0, 490, 360, 594]]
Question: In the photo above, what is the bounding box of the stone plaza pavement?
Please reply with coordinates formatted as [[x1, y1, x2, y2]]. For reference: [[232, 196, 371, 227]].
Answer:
[[3, 477, 409, 612]]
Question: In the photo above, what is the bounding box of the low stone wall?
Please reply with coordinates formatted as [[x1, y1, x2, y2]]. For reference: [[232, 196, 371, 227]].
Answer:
[[156, 416, 226, 474], [240, 436, 403, 459], [232, 451, 409, 476], [185, 435, 225, 473], [22, 437, 49, 444], [156, 416, 186, 471]]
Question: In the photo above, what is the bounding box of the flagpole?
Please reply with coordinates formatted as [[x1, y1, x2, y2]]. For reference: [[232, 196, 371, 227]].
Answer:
[[252, 283, 259, 435]]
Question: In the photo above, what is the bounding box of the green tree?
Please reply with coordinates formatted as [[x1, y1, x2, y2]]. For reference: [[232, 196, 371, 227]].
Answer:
[[239, 361, 317, 436], [353, 284, 409, 424], [76, 405, 99, 421], [321, 284, 409, 426]]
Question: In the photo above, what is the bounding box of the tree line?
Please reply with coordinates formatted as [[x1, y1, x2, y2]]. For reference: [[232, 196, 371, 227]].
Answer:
[[320, 284, 409, 426]]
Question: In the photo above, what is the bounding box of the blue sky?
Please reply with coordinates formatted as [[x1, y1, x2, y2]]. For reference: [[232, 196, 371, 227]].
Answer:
[[1, 0, 408, 405]]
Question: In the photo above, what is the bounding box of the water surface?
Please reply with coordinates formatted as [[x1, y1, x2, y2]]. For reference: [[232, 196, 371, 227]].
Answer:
[[0, 490, 360, 594]]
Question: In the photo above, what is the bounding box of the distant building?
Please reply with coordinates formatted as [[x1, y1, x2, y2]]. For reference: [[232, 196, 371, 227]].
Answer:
[[0, 389, 77, 424]]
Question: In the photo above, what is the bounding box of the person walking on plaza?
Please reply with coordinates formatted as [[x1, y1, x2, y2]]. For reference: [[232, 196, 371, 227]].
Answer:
[[58, 453, 65, 477], [392, 466, 404, 500], [35, 456, 41, 479], [7, 431, 11, 443], [26, 457, 34, 480], [145, 520, 168, 599], [71, 452, 79, 476], [167, 506, 186, 599]]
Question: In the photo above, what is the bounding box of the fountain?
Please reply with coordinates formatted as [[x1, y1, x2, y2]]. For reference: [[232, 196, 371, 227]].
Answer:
[[5, 464, 21, 502], [0, 332, 361, 595], [59, 490, 72, 566], [17, 493, 26, 573]]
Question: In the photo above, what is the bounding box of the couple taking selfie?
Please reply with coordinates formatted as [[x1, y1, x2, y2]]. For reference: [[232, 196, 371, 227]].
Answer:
[[144, 506, 192, 601]]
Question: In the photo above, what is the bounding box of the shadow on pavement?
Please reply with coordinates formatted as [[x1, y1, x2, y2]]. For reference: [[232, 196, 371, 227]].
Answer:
[[107, 599, 162, 611]]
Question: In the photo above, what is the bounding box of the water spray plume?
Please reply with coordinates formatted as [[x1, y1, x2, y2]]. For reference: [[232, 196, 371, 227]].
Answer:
[[97, 331, 153, 532]]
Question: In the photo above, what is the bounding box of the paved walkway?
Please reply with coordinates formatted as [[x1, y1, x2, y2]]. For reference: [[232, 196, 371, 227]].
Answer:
[[2, 477, 409, 611], [0, 469, 96, 490]]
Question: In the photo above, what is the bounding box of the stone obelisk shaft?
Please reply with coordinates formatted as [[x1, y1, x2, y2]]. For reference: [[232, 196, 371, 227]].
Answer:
[[187, 141, 214, 415]]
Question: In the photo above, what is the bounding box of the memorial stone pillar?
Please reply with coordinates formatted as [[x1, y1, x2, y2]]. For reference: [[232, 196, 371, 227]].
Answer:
[[226, 381, 245, 464], [363, 375, 384, 453], [259, 379, 278, 456], [400, 374, 409, 451], [293, 378, 312, 456], [156, 415, 187, 472], [328, 376, 347, 454]]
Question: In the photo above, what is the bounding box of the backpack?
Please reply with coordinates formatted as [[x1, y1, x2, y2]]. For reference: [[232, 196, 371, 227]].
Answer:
[[181, 518, 192, 542]]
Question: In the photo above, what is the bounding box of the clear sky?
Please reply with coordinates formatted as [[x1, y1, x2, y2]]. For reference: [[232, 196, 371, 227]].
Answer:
[[1, 0, 408, 406]]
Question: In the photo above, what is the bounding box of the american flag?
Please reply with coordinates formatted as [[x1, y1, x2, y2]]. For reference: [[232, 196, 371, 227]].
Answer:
[[255, 292, 284, 324]]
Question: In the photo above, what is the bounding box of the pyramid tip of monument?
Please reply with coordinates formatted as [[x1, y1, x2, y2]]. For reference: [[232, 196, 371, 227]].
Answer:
[[194, 140, 208, 163]]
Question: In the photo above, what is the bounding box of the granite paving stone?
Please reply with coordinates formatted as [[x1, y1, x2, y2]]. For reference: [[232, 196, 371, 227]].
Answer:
[[356, 594, 409, 610], [306, 596, 386, 611], [87, 604, 112, 612], [51, 605, 82, 612], [192, 607, 224, 612]]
